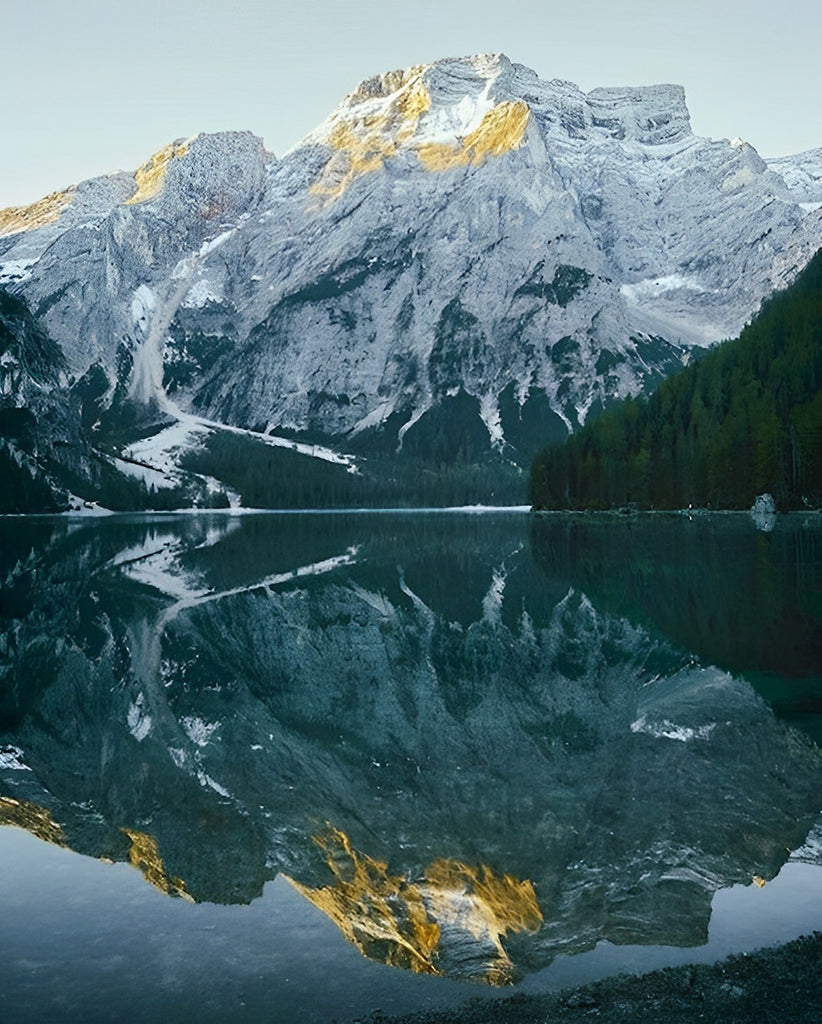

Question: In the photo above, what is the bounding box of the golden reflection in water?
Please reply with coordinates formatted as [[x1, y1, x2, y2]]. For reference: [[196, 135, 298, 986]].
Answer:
[[286, 826, 542, 984], [287, 826, 440, 975], [122, 828, 193, 901], [0, 795, 66, 846]]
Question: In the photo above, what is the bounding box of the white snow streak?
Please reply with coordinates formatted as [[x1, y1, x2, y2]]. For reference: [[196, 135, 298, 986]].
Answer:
[[129, 265, 197, 405], [482, 567, 506, 625], [479, 393, 504, 447], [630, 715, 716, 742], [0, 746, 31, 770], [197, 770, 230, 798], [349, 583, 395, 618], [127, 695, 152, 742], [198, 229, 236, 258], [157, 546, 360, 630]]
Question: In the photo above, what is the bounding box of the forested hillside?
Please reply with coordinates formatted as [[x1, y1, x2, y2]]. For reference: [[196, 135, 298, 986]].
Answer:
[[531, 249, 822, 510]]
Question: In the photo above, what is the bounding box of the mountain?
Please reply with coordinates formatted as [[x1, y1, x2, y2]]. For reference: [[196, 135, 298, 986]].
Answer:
[[2, 54, 821, 509], [530, 246, 822, 510], [767, 147, 822, 207]]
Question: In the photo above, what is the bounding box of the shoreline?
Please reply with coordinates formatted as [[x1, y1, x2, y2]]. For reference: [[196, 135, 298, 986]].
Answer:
[[1, 505, 820, 520], [357, 932, 822, 1024]]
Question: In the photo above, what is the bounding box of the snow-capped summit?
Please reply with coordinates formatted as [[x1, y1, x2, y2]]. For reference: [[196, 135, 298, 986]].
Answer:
[[297, 54, 533, 204], [309, 54, 692, 152], [299, 55, 695, 206]]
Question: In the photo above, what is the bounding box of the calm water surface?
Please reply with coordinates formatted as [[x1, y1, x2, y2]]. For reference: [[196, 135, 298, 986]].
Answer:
[[1, 510, 821, 1022]]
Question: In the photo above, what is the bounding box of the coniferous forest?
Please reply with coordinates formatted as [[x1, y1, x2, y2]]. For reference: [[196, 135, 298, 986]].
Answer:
[[530, 248, 822, 510]]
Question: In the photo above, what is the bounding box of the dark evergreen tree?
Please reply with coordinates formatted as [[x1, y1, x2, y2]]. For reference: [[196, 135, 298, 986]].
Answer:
[[531, 249, 822, 510]]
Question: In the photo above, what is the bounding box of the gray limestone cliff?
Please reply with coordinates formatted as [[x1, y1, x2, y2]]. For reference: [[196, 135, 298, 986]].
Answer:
[[2, 55, 821, 507]]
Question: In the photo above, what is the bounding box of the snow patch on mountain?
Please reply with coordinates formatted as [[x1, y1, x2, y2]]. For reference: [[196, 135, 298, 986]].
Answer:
[[482, 567, 507, 625], [130, 284, 157, 327], [621, 275, 707, 302], [790, 819, 822, 865], [0, 745, 31, 770], [181, 716, 220, 747], [127, 694, 152, 742], [124, 419, 211, 475], [631, 715, 716, 743], [0, 258, 37, 284], [120, 542, 210, 602], [111, 456, 175, 491], [181, 278, 223, 308]]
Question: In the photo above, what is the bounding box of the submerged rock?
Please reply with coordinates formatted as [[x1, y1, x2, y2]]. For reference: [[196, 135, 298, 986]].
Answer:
[[751, 492, 778, 532]]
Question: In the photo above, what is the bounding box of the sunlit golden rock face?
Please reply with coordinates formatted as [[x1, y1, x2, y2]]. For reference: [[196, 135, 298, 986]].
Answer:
[[416, 101, 531, 172], [422, 857, 543, 984], [0, 796, 67, 846], [287, 826, 441, 974], [122, 828, 193, 901], [125, 139, 190, 205], [0, 189, 75, 237], [310, 68, 530, 204], [287, 826, 542, 984], [310, 71, 431, 204]]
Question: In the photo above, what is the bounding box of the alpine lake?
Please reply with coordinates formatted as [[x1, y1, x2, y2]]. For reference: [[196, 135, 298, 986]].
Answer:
[[1, 508, 821, 1023]]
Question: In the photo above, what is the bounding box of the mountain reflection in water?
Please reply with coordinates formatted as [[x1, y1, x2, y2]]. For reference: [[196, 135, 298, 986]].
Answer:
[[1, 511, 821, 986]]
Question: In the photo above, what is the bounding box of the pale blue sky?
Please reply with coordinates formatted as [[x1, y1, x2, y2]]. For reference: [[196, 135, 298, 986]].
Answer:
[[4, 0, 820, 207]]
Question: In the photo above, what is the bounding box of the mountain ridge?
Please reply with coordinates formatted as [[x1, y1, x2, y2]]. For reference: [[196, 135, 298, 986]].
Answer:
[[2, 54, 821, 510]]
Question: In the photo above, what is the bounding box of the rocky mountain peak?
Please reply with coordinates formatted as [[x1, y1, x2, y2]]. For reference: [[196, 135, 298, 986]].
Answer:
[[301, 55, 701, 208], [300, 53, 531, 204], [0, 131, 271, 246], [127, 130, 271, 219], [585, 83, 691, 145], [342, 52, 515, 109], [767, 147, 822, 205]]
